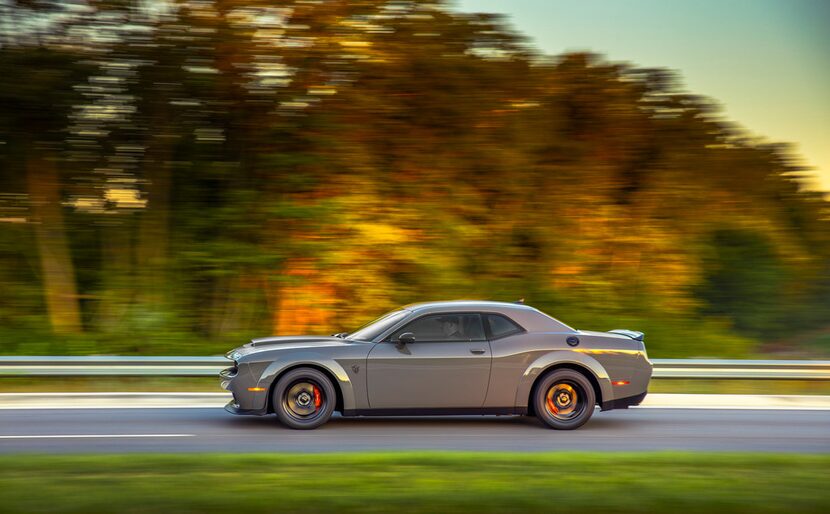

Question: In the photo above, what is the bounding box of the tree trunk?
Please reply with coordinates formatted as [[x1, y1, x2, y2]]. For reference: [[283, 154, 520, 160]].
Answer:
[[135, 140, 172, 306], [96, 215, 133, 332], [25, 154, 82, 334]]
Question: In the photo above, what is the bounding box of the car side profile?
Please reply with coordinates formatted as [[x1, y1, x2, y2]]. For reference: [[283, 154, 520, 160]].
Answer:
[[221, 301, 652, 430]]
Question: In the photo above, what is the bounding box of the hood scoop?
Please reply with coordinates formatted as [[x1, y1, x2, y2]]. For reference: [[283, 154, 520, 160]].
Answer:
[[249, 336, 342, 347]]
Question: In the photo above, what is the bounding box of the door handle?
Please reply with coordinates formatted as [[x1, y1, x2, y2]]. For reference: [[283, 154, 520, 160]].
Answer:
[[470, 348, 486, 355]]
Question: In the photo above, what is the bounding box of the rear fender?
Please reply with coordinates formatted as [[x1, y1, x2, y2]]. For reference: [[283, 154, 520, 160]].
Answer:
[[515, 350, 612, 409]]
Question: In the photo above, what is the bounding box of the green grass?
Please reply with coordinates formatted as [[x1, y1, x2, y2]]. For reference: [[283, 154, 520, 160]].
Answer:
[[0, 453, 826, 513]]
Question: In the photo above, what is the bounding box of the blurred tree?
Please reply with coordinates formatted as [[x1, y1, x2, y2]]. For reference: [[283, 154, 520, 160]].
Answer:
[[696, 228, 786, 337], [0, 45, 92, 334], [0, 0, 827, 355]]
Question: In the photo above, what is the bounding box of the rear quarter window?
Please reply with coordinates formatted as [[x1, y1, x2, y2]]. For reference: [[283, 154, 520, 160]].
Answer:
[[486, 314, 524, 339]]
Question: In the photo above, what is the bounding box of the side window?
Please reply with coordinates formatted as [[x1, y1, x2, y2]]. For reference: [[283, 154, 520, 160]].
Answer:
[[390, 313, 485, 342], [486, 314, 524, 339]]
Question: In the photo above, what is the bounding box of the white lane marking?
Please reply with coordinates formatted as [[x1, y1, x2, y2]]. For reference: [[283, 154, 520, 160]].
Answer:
[[0, 434, 193, 439], [1, 404, 830, 411]]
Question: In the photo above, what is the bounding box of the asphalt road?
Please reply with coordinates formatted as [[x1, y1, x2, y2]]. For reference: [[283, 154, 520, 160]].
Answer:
[[0, 407, 828, 453]]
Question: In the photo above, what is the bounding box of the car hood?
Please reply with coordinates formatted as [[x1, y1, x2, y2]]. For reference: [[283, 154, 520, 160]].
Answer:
[[249, 335, 351, 348], [230, 335, 360, 358]]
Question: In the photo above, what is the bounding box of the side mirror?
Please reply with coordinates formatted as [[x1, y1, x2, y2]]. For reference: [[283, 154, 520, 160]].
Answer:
[[397, 332, 415, 345]]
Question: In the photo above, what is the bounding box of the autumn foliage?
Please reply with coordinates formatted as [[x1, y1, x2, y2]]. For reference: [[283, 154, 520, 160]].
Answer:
[[0, 1, 828, 357]]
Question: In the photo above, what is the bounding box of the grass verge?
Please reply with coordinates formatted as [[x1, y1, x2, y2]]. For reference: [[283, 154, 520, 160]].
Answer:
[[0, 452, 827, 513]]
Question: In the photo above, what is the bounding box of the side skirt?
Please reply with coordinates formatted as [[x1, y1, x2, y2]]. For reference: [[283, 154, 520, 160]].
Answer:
[[341, 407, 528, 417]]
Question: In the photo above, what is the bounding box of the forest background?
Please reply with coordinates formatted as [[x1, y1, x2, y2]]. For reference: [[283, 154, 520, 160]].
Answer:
[[1, 0, 828, 358]]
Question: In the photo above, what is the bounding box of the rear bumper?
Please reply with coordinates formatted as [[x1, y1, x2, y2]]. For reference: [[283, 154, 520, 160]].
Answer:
[[601, 391, 647, 411]]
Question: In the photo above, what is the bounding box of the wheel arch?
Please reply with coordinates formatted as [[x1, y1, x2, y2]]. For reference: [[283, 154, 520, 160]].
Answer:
[[526, 363, 603, 417], [515, 351, 612, 413], [265, 363, 345, 414]]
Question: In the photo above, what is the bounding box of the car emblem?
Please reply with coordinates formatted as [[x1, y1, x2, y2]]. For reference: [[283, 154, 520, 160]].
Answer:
[[351, 364, 360, 373]]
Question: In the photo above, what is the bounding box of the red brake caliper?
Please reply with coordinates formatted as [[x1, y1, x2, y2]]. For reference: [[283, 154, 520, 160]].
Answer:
[[547, 397, 558, 414], [313, 386, 322, 409], [547, 390, 559, 415]]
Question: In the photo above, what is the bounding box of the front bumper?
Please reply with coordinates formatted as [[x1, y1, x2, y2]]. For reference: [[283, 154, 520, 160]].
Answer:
[[220, 360, 269, 415], [224, 400, 266, 416], [219, 366, 236, 391]]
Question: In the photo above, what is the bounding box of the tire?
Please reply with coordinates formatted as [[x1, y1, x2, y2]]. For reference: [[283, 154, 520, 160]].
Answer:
[[272, 367, 336, 430], [533, 369, 596, 430]]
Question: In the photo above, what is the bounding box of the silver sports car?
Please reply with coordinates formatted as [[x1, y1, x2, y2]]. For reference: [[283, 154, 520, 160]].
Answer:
[[221, 301, 652, 430]]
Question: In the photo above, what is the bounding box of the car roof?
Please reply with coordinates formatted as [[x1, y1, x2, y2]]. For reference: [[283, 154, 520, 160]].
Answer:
[[399, 300, 575, 332], [402, 300, 534, 313]]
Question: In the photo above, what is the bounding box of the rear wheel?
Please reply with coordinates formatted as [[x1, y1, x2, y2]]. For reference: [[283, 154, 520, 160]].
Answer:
[[272, 368, 336, 430], [533, 369, 596, 430]]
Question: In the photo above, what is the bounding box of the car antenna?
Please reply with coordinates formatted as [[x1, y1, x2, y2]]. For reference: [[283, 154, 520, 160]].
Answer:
[[514, 298, 525, 304]]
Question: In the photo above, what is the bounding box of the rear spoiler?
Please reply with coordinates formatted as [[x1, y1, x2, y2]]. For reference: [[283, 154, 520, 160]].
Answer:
[[608, 329, 644, 342]]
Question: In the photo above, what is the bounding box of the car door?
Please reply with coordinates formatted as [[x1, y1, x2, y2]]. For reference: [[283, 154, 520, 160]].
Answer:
[[366, 312, 492, 409]]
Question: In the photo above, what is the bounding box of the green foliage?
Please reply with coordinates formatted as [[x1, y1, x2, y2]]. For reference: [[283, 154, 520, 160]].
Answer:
[[0, 1, 828, 356], [0, 453, 827, 513], [696, 229, 787, 338]]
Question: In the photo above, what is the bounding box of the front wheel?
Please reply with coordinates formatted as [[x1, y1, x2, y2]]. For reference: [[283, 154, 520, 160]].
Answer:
[[272, 368, 336, 430], [533, 369, 596, 430]]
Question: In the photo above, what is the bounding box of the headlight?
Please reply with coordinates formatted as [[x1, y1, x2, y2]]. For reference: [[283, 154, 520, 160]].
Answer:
[[225, 350, 243, 362]]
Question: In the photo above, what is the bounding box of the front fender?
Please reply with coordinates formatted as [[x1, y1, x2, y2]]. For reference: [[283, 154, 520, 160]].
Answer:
[[249, 352, 358, 413], [514, 350, 612, 409]]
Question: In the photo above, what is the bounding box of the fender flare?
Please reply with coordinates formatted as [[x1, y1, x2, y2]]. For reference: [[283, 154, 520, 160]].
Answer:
[[515, 351, 612, 409], [256, 353, 357, 412]]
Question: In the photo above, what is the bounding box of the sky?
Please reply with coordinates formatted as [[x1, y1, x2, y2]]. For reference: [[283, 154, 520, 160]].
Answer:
[[455, 0, 830, 192]]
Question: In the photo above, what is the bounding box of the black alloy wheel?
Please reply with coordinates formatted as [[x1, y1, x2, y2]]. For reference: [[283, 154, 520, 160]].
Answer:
[[272, 367, 336, 430], [534, 369, 596, 430]]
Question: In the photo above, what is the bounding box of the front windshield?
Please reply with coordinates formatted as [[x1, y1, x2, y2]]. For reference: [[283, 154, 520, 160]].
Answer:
[[346, 310, 409, 341]]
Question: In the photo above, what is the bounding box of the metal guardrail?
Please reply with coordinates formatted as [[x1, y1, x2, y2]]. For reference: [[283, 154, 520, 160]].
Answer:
[[0, 356, 227, 376], [650, 359, 830, 380], [0, 356, 828, 379]]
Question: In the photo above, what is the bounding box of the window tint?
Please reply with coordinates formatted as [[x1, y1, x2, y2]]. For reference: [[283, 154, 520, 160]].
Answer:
[[347, 310, 409, 341], [390, 313, 485, 342], [486, 314, 524, 339]]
